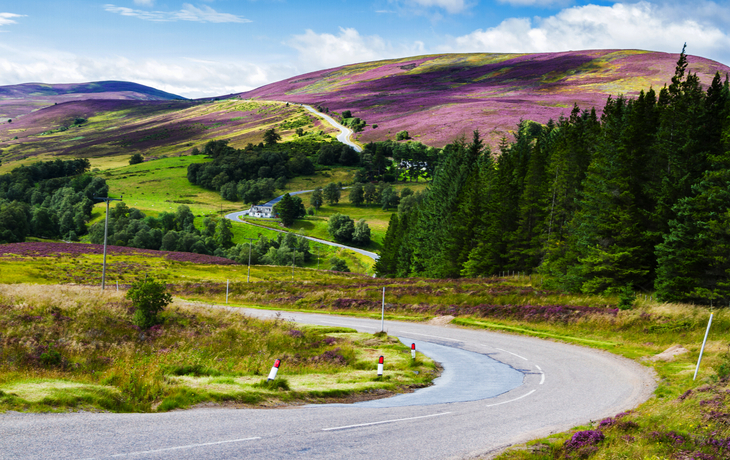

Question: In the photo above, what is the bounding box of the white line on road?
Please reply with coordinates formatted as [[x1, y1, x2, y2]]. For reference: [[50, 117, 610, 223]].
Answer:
[[322, 412, 452, 431], [485, 390, 536, 407], [83, 437, 262, 458], [535, 364, 545, 384], [495, 347, 528, 361], [400, 331, 460, 342]]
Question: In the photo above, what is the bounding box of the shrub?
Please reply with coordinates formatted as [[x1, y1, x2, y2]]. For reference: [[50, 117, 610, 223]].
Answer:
[[126, 278, 172, 329], [328, 213, 355, 242], [330, 257, 350, 272], [129, 153, 144, 165], [396, 130, 410, 141], [618, 285, 635, 310]]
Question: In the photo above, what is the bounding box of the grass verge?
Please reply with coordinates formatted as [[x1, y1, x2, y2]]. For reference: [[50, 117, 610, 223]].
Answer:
[[0, 284, 436, 413]]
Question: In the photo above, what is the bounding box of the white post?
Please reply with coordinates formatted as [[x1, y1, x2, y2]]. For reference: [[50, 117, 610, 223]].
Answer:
[[267, 359, 281, 381], [694, 313, 714, 380], [116, 280, 119, 292], [411, 343, 416, 359], [381, 287, 385, 332], [377, 356, 384, 376], [226, 280, 229, 304]]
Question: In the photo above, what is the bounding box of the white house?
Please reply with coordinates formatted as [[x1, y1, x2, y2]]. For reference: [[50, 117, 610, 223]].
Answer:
[[248, 205, 275, 218]]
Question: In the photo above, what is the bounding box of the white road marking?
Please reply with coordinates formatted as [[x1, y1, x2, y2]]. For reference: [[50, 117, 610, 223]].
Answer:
[[84, 437, 262, 458], [322, 412, 453, 431], [401, 331, 460, 342], [485, 390, 536, 407], [535, 364, 545, 384], [495, 347, 528, 361]]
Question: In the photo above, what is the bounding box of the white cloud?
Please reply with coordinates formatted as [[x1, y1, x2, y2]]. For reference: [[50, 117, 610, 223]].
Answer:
[[0, 12, 24, 26], [133, 0, 154, 6], [0, 44, 293, 98], [288, 27, 425, 70], [104, 3, 251, 23], [439, 1, 730, 63]]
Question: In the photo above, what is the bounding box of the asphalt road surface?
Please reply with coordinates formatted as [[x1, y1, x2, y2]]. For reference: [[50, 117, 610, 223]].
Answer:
[[0, 309, 655, 460]]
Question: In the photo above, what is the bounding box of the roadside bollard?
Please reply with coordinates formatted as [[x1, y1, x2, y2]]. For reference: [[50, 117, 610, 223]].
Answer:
[[377, 356, 384, 377], [267, 359, 281, 381], [411, 343, 416, 359]]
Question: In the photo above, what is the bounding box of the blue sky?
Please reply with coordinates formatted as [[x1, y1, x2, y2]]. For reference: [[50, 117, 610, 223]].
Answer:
[[1, 0, 729, 98]]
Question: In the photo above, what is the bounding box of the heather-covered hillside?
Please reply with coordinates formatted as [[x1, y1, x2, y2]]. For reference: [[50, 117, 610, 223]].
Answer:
[[240, 50, 730, 147], [0, 99, 334, 165], [0, 81, 185, 120]]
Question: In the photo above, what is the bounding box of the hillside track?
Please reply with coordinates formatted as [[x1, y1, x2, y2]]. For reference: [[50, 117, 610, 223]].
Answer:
[[0, 308, 655, 460]]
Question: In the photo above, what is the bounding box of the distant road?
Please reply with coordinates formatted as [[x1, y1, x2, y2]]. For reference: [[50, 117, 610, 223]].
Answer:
[[301, 104, 363, 152], [225, 204, 380, 261]]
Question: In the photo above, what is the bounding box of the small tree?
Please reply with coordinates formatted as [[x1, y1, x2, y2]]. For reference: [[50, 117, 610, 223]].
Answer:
[[215, 218, 234, 248], [330, 257, 350, 272], [328, 213, 355, 242], [310, 187, 324, 210], [127, 278, 172, 329], [396, 130, 410, 141], [323, 183, 341, 205], [352, 219, 371, 245], [363, 183, 376, 204], [275, 193, 305, 227], [129, 153, 144, 165], [381, 186, 400, 210], [349, 183, 364, 206], [263, 128, 281, 146]]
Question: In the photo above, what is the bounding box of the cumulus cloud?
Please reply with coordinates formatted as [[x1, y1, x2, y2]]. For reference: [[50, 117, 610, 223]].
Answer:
[[0, 12, 24, 27], [439, 1, 730, 62], [133, 0, 154, 6], [104, 3, 251, 23], [288, 27, 425, 70], [0, 44, 293, 98]]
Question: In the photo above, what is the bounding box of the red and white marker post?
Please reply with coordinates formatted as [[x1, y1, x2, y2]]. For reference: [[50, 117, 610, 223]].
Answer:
[[267, 359, 281, 381], [411, 343, 416, 359], [377, 356, 384, 377]]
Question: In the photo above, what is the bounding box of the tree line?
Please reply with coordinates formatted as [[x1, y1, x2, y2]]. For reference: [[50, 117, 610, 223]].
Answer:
[[376, 50, 730, 306], [0, 158, 108, 243], [187, 135, 444, 205]]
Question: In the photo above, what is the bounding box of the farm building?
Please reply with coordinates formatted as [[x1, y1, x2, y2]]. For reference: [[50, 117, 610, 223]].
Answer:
[[249, 205, 275, 218]]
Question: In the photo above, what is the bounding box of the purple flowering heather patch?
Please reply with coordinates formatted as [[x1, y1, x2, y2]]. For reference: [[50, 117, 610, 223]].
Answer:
[[239, 50, 730, 148], [0, 242, 237, 265], [564, 429, 605, 453]]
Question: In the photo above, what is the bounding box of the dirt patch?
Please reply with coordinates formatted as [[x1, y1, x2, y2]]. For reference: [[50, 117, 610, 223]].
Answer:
[[427, 315, 455, 326], [649, 344, 690, 362]]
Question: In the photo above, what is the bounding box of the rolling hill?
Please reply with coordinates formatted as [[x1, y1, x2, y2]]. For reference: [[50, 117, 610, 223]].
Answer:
[[239, 49, 730, 147], [0, 81, 185, 120]]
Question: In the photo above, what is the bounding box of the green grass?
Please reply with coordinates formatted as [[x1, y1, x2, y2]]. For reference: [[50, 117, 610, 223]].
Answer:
[[247, 181, 430, 250], [0, 284, 436, 413], [2, 247, 730, 458]]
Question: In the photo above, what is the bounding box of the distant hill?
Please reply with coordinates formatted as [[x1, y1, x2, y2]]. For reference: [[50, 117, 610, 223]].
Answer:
[[239, 50, 730, 147], [0, 81, 185, 120]]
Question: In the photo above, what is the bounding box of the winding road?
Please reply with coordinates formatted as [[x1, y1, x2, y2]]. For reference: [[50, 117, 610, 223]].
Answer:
[[1, 309, 655, 460], [224, 105, 375, 261]]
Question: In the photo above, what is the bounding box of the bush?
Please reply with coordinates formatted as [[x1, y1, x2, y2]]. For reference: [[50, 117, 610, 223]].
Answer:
[[618, 285, 635, 310], [328, 213, 355, 243], [396, 130, 410, 141], [126, 278, 172, 329], [129, 153, 144, 165], [330, 257, 350, 272]]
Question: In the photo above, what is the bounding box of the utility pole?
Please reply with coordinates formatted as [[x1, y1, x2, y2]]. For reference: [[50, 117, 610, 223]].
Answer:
[[94, 195, 123, 290], [242, 237, 255, 283]]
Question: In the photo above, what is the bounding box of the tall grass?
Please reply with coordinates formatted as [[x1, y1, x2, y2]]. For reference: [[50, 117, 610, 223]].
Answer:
[[0, 284, 435, 412]]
